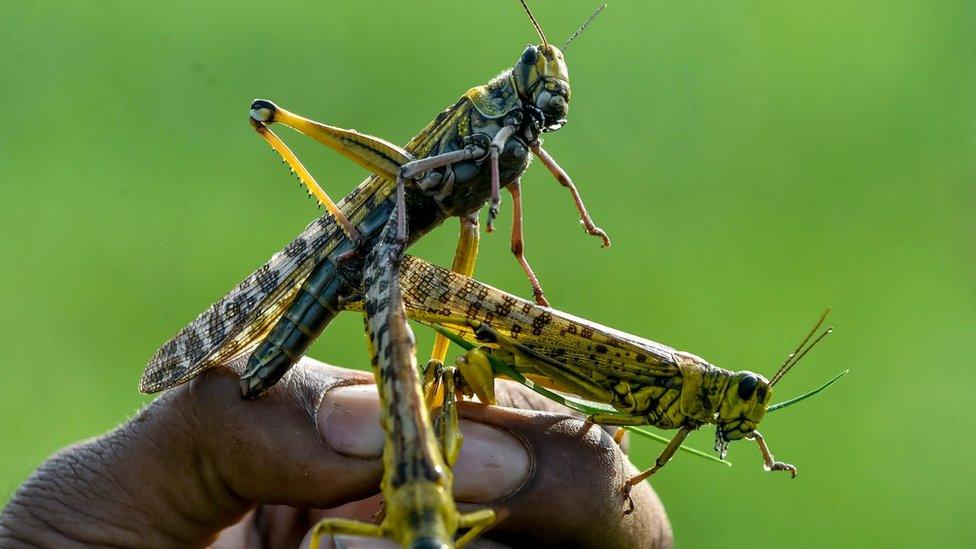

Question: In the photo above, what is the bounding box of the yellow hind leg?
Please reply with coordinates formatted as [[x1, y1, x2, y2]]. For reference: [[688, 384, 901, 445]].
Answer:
[[308, 518, 385, 549]]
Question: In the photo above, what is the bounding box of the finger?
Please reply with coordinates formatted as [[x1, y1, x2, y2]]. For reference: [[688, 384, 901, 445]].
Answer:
[[492, 378, 630, 454], [493, 378, 574, 413], [317, 385, 533, 503], [272, 383, 541, 549], [456, 403, 672, 548], [0, 357, 384, 548], [180, 357, 384, 510], [308, 385, 667, 548]]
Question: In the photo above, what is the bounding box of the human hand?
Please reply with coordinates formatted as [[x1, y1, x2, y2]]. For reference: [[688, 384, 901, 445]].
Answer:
[[0, 358, 672, 548]]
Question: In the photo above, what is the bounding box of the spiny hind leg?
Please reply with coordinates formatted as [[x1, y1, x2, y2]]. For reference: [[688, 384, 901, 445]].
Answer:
[[308, 518, 385, 549], [250, 100, 486, 243], [250, 99, 409, 182], [248, 106, 363, 244]]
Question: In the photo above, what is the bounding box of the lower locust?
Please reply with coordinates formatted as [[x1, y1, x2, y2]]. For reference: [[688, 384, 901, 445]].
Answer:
[[371, 255, 843, 500], [308, 211, 494, 548]]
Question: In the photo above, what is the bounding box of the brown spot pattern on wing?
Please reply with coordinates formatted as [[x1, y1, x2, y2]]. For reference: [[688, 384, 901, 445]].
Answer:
[[141, 95, 474, 394], [141, 206, 346, 393], [397, 255, 681, 390]]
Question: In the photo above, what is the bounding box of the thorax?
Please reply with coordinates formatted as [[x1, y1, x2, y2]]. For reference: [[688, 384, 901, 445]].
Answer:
[[411, 74, 534, 218]]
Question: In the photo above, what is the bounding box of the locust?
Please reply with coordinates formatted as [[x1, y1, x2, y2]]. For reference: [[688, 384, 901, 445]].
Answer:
[[140, 2, 610, 547], [370, 254, 843, 502], [306, 211, 495, 548], [140, 1, 609, 401]]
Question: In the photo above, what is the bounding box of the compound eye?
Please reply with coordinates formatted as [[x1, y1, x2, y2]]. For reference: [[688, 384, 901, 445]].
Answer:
[[737, 374, 759, 400], [521, 45, 538, 65]]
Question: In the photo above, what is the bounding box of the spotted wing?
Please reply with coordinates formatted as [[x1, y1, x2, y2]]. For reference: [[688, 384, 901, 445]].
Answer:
[[139, 214, 342, 393], [398, 255, 681, 387]]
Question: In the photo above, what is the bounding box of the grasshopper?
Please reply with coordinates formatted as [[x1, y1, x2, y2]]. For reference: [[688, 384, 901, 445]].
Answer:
[[378, 254, 838, 498], [141, 2, 609, 547], [307, 211, 495, 548], [140, 1, 609, 400]]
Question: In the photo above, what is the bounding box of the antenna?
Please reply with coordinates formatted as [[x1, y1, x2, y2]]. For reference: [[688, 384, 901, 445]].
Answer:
[[519, 0, 549, 48], [769, 308, 833, 387], [767, 369, 849, 413], [564, 3, 607, 50]]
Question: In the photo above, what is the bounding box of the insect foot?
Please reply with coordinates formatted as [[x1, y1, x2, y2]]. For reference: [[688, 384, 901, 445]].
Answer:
[[621, 480, 638, 517], [766, 461, 798, 478], [748, 431, 798, 478]]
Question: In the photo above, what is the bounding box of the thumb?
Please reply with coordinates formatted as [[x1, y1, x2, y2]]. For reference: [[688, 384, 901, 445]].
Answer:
[[183, 358, 383, 510], [192, 358, 530, 510], [1, 358, 384, 548]]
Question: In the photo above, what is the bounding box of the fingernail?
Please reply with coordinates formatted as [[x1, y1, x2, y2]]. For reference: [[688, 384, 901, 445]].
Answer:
[[453, 420, 531, 502], [318, 386, 531, 501], [318, 385, 385, 458]]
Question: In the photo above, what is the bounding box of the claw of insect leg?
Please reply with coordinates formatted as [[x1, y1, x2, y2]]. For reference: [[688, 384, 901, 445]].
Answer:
[[621, 482, 636, 516]]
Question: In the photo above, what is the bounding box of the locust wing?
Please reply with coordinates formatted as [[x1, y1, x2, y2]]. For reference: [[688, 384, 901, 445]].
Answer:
[[141, 94, 474, 394], [140, 213, 344, 393], [398, 255, 681, 390]]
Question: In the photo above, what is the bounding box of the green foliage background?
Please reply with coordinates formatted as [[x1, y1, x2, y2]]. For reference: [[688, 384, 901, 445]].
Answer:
[[2, 2, 973, 546]]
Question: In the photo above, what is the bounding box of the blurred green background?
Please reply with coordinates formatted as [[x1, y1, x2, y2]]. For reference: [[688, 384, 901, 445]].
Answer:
[[2, 1, 974, 546]]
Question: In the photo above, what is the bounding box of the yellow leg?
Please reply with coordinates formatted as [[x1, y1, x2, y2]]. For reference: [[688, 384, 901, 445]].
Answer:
[[248, 98, 424, 244], [429, 214, 481, 366], [308, 505, 495, 549], [454, 348, 496, 405], [587, 412, 650, 427], [252, 101, 485, 188], [435, 364, 463, 466], [613, 427, 627, 446], [249, 117, 363, 243], [308, 518, 386, 549], [421, 358, 443, 410], [455, 509, 498, 548], [626, 425, 694, 487], [426, 216, 483, 467], [250, 99, 409, 182]]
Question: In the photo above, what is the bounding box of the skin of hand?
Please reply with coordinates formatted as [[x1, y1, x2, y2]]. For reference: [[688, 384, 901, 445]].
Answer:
[[0, 357, 672, 548]]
